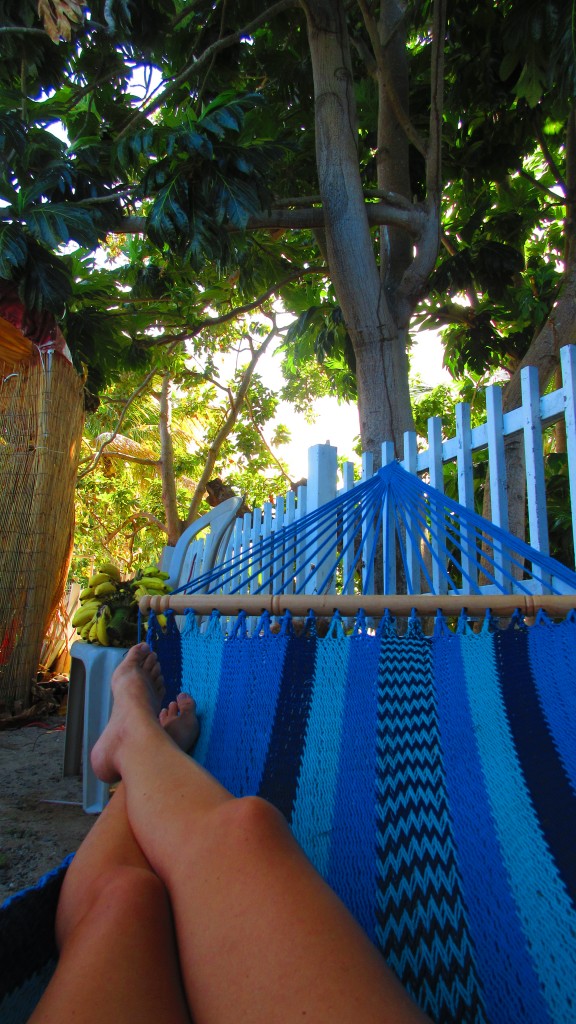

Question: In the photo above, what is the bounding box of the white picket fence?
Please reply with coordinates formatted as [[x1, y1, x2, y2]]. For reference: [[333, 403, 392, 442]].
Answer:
[[207, 345, 576, 598]]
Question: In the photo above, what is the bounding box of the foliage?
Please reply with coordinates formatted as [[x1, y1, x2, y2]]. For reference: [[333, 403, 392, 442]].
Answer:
[[1, 0, 575, 447], [71, 347, 296, 578]]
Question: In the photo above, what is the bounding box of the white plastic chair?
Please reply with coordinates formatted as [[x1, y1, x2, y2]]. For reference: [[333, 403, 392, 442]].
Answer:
[[63, 497, 243, 813]]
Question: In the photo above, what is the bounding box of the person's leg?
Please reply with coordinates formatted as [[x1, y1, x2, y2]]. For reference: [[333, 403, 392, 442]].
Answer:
[[30, 689, 199, 1024], [56, 689, 199, 945], [29, 865, 192, 1024], [92, 643, 430, 1024]]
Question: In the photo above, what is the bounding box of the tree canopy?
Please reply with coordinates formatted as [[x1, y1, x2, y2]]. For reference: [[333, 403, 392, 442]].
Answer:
[[1, 0, 575, 459]]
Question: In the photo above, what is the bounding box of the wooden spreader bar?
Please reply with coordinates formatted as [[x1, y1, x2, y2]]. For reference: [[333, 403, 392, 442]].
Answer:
[[140, 592, 576, 619]]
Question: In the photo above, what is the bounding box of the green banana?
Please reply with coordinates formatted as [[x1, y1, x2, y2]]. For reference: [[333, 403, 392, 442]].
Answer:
[[80, 617, 96, 641], [96, 606, 111, 646], [79, 586, 96, 601], [141, 566, 170, 580], [88, 619, 99, 642], [94, 580, 118, 597], [72, 603, 100, 628], [88, 571, 112, 588], [139, 577, 171, 591], [97, 561, 122, 582]]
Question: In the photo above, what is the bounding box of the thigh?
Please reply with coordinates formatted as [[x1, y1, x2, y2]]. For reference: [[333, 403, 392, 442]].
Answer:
[[30, 867, 191, 1024]]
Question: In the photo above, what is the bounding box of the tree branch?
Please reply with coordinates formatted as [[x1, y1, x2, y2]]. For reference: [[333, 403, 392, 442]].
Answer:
[[115, 0, 299, 141], [77, 358, 171, 478], [356, 0, 428, 158], [119, 199, 426, 238], [533, 113, 567, 192], [138, 267, 326, 349], [517, 167, 567, 203], [244, 396, 296, 488], [184, 322, 279, 525], [396, 0, 446, 323]]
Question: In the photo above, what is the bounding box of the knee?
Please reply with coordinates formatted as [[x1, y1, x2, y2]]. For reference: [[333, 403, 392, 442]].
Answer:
[[57, 866, 169, 950], [208, 795, 291, 856], [94, 865, 168, 915]]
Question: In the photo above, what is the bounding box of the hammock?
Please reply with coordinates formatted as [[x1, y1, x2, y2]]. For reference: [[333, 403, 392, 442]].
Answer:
[[2, 463, 576, 1023], [145, 606, 576, 1024]]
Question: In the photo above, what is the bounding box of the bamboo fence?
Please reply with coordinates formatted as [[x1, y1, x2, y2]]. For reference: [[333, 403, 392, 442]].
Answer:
[[0, 351, 84, 710]]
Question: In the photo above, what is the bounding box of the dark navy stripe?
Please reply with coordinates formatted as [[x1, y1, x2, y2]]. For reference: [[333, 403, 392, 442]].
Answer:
[[527, 617, 576, 791], [149, 614, 182, 705], [258, 633, 316, 820], [498, 627, 576, 908]]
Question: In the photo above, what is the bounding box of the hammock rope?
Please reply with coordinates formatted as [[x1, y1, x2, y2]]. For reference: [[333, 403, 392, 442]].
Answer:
[[143, 607, 576, 1024], [178, 462, 576, 598]]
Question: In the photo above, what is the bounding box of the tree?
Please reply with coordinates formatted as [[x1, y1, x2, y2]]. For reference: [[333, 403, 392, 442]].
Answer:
[[1, 0, 575, 495], [73, 309, 302, 574]]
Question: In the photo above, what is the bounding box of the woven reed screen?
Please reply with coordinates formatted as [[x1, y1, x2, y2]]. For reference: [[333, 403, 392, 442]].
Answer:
[[0, 352, 84, 709]]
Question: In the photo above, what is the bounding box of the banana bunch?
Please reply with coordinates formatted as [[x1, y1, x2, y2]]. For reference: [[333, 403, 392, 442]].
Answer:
[[70, 562, 127, 645], [130, 565, 172, 601], [71, 561, 172, 645]]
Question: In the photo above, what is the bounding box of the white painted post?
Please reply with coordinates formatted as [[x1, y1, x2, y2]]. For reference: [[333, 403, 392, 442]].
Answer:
[[306, 444, 338, 595], [295, 482, 308, 593], [402, 430, 421, 594], [273, 494, 285, 595], [361, 451, 375, 594], [260, 501, 273, 595], [485, 383, 511, 590], [427, 416, 447, 594], [241, 511, 253, 593], [561, 344, 576, 567], [522, 365, 550, 590], [456, 403, 476, 593], [341, 461, 356, 594], [381, 441, 396, 594]]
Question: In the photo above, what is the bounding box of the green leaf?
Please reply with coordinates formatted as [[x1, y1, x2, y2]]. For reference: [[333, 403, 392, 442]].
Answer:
[[146, 179, 190, 249], [0, 223, 29, 278], [19, 245, 72, 313], [0, 112, 27, 156], [23, 203, 102, 249]]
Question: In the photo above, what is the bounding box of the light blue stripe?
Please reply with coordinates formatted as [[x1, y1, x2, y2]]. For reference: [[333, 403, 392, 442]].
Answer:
[[291, 633, 350, 876], [434, 632, 550, 1024], [461, 630, 576, 1022], [327, 633, 380, 942], [181, 615, 224, 765]]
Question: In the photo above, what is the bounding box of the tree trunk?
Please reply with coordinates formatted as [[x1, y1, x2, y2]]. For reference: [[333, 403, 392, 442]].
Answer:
[[159, 373, 183, 546], [303, 0, 414, 461]]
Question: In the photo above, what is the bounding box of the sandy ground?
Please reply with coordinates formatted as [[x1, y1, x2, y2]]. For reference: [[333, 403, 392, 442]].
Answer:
[[0, 711, 94, 904]]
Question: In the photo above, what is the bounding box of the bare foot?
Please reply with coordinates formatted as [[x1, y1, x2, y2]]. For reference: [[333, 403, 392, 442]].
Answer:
[[160, 693, 200, 753], [91, 642, 166, 784]]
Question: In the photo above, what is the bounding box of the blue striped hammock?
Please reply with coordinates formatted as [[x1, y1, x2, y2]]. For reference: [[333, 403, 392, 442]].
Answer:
[[148, 606, 576, 1024], [1, 606, 575, 1023]]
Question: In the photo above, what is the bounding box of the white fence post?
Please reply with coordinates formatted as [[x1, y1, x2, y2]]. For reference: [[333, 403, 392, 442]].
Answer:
[[381, 440, 396, 594], [522, 365, 550, 582], [361, 451, 375, 594], [561, 345, 576, 561], [306, 443, 338, 595], [485, 383, 511, 590], [427, 416, 447, 595], [456, 403, 476, 593]]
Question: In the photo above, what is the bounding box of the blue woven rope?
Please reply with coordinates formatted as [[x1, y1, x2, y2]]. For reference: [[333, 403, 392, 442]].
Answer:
[[148, 609, 576, 1024], [4, 611, 576, 1024], [175, 462, 576, 598]]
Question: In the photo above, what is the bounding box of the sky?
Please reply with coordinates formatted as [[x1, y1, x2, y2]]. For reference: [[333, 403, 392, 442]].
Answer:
[[267, 330, 449, 480]]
